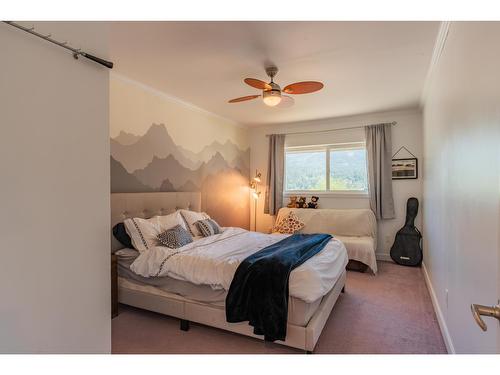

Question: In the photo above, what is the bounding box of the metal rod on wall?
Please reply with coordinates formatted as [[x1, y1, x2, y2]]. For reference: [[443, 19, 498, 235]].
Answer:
[[3, 21, 114, 69], [265, 121, 397, 137]]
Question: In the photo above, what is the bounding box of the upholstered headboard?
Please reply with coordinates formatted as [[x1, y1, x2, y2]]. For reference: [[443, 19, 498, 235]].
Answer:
[[110, 192, 201, 252]]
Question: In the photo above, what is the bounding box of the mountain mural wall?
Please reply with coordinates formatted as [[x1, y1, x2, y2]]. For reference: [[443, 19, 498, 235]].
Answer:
[[110, 76, 250, 229], [111, 123, 250, 229]]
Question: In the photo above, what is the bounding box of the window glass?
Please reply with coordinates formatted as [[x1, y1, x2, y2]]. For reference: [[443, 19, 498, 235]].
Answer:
[[285, 150, 326, 191], [330, 148, 368, 191], [284, 144, 368, 193]]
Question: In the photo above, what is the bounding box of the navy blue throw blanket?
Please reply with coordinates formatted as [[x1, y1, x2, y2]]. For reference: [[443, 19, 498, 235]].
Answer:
[[225, 233, 332, 342]]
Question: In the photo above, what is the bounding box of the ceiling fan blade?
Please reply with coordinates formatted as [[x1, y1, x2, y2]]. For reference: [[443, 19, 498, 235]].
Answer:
[[276, 95, 295, 108], [244, 78, 272, 90], [283, 81, 324, 94], [228, 95, 260, 103]]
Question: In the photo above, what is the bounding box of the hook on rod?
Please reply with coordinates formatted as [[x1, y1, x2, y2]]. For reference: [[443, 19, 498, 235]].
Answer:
[[2, 21, 114, 69]]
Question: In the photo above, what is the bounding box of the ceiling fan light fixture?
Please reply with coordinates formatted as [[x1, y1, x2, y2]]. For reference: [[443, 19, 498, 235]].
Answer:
[[262, 89, 282, 107], [228, 66, 323, 108]]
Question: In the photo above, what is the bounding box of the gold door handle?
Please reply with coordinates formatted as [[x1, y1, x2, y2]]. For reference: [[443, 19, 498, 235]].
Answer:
[[470, 303, 500, 331]]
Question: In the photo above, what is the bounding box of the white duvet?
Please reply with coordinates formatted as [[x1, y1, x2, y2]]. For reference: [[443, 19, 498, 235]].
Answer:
[[130, 227, 348, 303]]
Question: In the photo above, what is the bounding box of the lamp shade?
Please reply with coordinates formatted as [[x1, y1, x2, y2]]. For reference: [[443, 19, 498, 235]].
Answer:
[[262, 89, 282, 106]]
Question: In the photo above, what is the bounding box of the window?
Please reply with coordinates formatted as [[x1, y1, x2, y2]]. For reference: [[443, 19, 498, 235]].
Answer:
[[330, 148, 368, 191], [285, 143, 368, 194], [285, 149, 326, 191]]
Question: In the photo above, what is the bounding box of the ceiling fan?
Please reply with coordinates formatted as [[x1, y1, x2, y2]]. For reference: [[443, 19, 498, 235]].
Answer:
[[228, 66, 324, 108]]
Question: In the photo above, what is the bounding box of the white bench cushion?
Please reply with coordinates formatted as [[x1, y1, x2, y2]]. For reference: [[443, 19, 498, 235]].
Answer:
[[275, 207, 378, 273], [334, 235, 377, 273]]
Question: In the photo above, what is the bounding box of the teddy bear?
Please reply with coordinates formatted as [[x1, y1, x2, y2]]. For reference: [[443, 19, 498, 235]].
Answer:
[[307, 196, 319, 209], [287, 196, 298, 208], [296, 196, 307, 208]]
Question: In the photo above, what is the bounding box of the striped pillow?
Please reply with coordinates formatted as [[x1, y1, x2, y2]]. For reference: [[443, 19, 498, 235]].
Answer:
[[123, 211, 187, 252], [179, 210, 210, 237], [157, 224, 193, 249], [195, 219, 221, 237]]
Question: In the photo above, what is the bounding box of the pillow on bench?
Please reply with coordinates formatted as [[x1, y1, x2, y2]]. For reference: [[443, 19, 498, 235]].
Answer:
[[273, 211, 305, 234]]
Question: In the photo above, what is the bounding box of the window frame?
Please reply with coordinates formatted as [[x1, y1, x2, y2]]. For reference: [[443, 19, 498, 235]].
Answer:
[[284, 142, 369, 197]]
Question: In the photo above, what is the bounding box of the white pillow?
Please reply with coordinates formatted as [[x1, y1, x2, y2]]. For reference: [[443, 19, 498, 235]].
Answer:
[[179, 209, 210, 237], [124, 211, 187, 252], [115, 248, 140, 259]]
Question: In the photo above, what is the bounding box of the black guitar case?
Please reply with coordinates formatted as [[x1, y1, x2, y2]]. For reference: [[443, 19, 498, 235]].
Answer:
[[390, 197, 423, 267]]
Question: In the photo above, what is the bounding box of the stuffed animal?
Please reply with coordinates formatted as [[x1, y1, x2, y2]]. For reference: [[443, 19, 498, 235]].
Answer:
[[296, 196, 307, 208], [287, 196, 298, 208], [307, 196, 319, 209]]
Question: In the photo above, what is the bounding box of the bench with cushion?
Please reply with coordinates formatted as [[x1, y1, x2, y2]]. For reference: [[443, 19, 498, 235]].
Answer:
[[274, 207, 378, 274]]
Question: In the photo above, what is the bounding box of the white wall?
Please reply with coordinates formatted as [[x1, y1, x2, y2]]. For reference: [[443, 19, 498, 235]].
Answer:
[[422, 22, 500, 353], [249, 108, 423, 260], [0, 22, 111, 353]]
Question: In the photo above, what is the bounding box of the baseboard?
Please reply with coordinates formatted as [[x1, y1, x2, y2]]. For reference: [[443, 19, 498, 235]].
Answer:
[[421, 262, 455, 354], [375, 252, 392, 262]]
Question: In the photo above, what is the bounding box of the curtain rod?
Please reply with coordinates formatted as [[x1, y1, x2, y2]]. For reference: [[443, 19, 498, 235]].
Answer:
[[265, 121, 397, 137], [3, 21, 114, 69]]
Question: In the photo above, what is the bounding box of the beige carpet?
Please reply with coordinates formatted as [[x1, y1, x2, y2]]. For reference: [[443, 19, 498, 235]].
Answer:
[[112, 261, 447, 354]]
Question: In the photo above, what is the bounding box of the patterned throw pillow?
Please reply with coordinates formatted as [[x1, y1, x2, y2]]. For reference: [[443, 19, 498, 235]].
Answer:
[[179, 209, 211, 237], [157, 224, 193, 249], [123, 211, 188, 252], [195, 218, 221, 237], [273, 211, 305, 234]]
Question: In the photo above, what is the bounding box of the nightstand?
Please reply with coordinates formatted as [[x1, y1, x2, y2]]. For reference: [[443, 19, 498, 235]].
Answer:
[[111, 253, 118, 318]]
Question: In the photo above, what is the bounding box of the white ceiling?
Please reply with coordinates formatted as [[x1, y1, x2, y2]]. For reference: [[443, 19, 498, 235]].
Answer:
[[110, 22, 439, 126]]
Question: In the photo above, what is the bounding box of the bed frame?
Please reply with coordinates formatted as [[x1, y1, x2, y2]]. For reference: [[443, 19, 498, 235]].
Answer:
[[111, 192, 346, 352]]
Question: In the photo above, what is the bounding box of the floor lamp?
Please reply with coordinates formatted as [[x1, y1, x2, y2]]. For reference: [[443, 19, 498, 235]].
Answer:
[[250, 170, 262, 231]]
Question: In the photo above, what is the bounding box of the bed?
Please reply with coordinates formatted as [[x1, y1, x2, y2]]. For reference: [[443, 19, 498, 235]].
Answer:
[[111, 192, 347, 352]]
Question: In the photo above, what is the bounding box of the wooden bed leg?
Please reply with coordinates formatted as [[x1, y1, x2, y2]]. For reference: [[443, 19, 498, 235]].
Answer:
[[180, 319, 190, 331], [341, 286, 345, 293]]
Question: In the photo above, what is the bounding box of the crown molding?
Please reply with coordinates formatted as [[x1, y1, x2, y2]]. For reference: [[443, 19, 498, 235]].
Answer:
[[420, 21, 451, 107], [110, 71, 248, 130], [248, 106, 421, 131]]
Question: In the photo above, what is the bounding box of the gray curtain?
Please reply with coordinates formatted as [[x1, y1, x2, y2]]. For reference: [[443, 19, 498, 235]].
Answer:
[[264, 134, 285, 215], [365, 123, 395, 220]]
